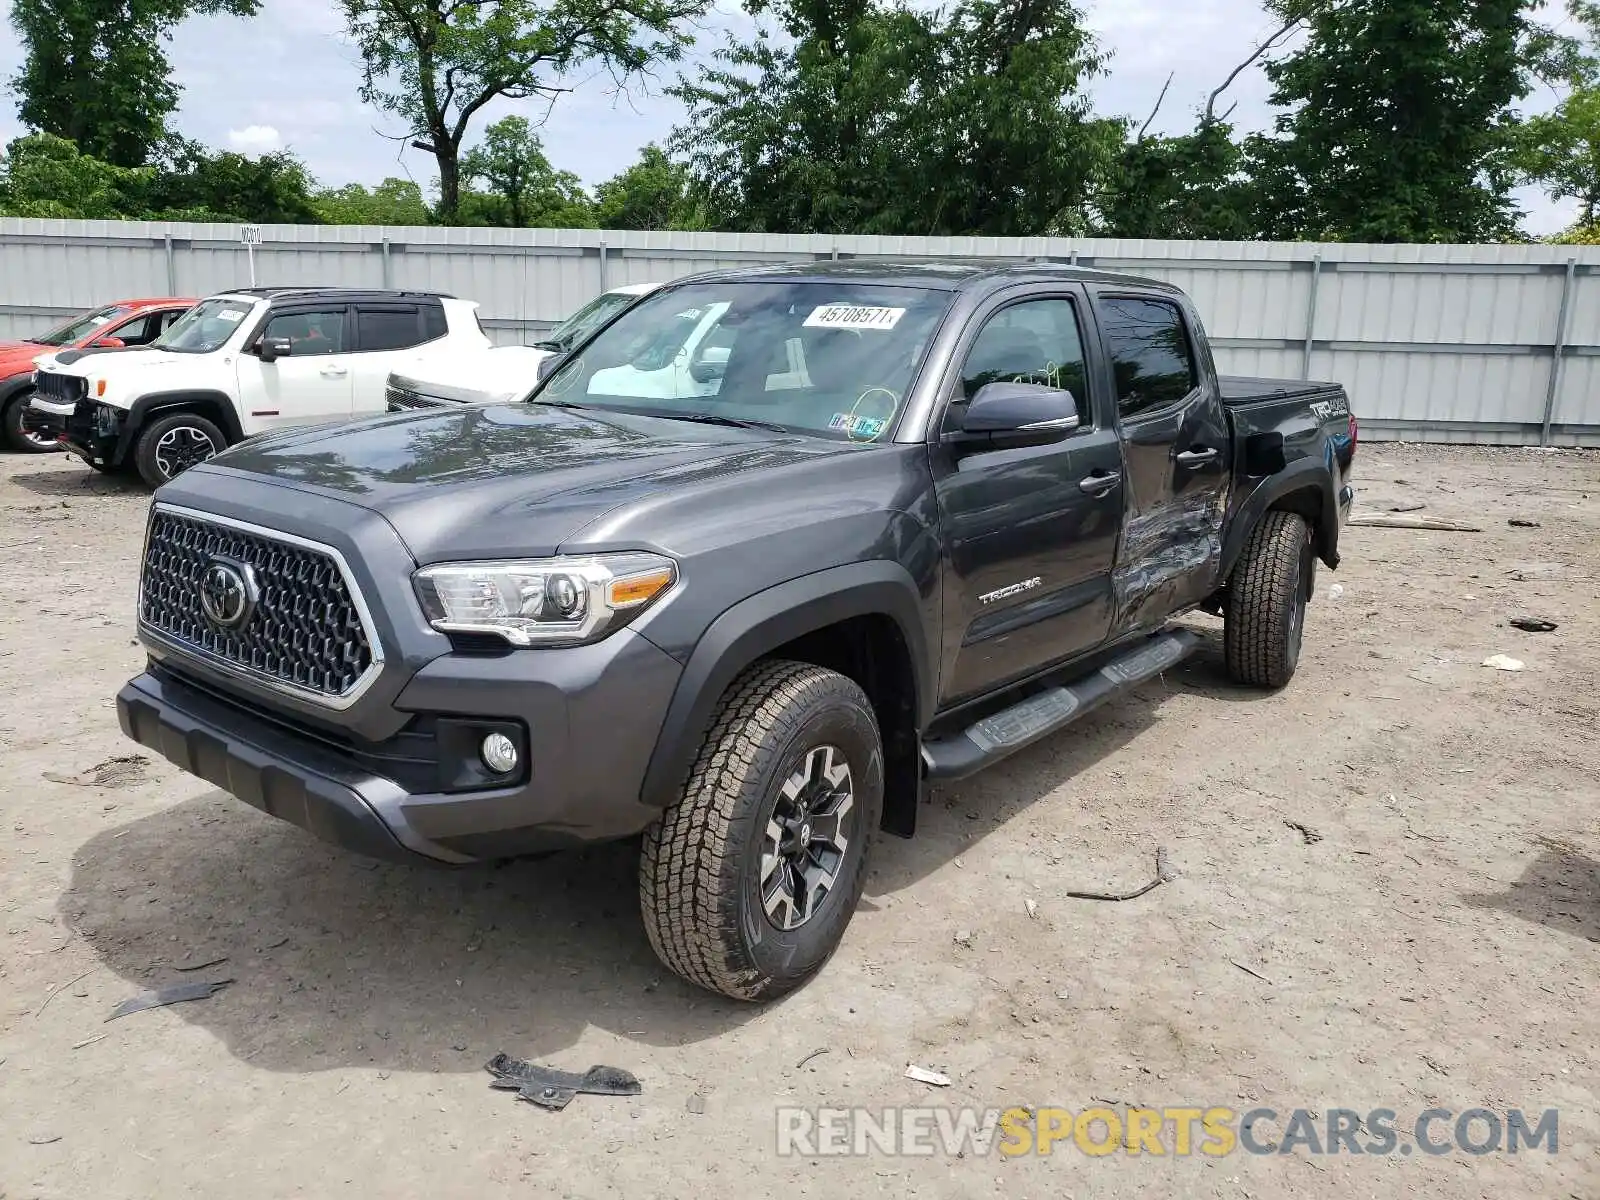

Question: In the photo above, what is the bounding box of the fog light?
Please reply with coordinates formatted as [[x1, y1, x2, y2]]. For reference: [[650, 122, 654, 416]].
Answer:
[[480, 733, 519, 774]]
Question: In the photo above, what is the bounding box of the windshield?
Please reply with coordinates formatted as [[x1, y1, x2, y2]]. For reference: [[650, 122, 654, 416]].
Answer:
[[29, 305, 132, 347], [154, 297, 256, 354], [531, 282, 951, 441], [539, 290, 640, 351]]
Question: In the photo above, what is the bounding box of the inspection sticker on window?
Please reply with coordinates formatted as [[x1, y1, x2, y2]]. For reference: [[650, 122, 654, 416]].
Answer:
[[829, 412, 888, 438], [804, 304, 906, 331]]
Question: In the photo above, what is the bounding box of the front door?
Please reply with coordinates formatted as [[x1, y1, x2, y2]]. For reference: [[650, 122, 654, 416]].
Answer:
[[931, 292, 1124, 707], [235, 307, 354, 432], [1093, 293, 1232, 630]]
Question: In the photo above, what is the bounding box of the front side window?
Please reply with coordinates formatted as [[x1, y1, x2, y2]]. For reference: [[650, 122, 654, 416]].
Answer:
[[958, 298, 1090, 423], [29, 305, 131, 347], [533, 282, 952, 442], [356, 307, 422, 352], [262, 309, 347, 356], [1099, 297, 1198, 420], [154, 297, 258, 354]]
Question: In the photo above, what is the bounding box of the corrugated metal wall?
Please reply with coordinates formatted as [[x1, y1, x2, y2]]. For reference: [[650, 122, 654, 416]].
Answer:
[[3, 220, 1597, 445]]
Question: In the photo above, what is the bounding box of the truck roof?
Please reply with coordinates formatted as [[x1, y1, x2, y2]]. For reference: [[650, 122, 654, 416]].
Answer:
[[672, 257, 1182, 294], [223, 287, 458, 302]]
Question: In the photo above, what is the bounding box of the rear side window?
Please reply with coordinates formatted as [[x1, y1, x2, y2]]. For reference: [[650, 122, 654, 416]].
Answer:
[[1099, 297, 1197, 420], [357, 306, 423, 352]]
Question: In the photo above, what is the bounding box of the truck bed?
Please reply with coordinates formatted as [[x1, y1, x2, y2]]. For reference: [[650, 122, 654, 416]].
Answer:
[[1218, 375, 1345, 407]]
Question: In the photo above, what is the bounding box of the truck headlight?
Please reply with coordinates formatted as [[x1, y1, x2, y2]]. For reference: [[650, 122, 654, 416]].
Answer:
[[413, 553, 676, 647]]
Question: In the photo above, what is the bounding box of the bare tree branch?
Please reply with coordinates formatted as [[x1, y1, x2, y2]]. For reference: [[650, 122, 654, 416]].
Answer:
[[1137, 71, 1175, 141], [1205, 14, 1304, 123]]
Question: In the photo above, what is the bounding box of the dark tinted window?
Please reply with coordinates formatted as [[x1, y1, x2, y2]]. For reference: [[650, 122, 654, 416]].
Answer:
[[422, 303, 447, 341], [1100, 297, 1197, 419], [958, 299, 1090, 422], [263, 309, 346, 355], [357, 307, 422, 352]]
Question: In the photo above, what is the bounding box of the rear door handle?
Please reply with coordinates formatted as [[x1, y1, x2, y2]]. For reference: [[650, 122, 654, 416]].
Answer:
[[1176, 446, 1219, 469], [1079, 470, 1121, 495]]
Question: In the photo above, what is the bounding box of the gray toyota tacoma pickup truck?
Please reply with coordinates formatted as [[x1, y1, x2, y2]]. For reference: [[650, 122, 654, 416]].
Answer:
[[118, 260, 1357, 1001]]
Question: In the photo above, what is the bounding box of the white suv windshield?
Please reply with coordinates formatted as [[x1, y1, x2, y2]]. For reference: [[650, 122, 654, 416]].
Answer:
[[537, 290, 639, 352], [155, 297, 256, 353], [532, 282, 951, 442]]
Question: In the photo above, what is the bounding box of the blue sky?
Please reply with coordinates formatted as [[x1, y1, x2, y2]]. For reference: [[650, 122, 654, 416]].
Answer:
[[0, 0, 1578, 234]]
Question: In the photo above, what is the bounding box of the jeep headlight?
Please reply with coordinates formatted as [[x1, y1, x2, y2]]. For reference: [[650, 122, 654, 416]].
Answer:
[[413, 553, 676, 647]]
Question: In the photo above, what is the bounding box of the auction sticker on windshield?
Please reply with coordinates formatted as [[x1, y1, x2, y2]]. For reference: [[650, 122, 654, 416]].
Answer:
[[804, 304, 906, 331]]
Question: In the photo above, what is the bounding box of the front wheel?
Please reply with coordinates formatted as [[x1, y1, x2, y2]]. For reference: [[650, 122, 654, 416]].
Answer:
[[134, 412, 226, 487], [639, 660, 883, 1002], [1224, 510, 1313, 689], [1, 389, 55, 453]]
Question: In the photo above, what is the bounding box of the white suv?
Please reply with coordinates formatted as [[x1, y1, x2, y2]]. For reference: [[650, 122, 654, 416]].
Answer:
[[34, 287, 489, 486], [386, 281, 659, 411]]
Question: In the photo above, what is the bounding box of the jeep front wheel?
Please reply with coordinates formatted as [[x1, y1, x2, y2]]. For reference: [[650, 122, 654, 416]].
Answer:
[[639, 660, 883, 1002], [134, 412, 226, 487]]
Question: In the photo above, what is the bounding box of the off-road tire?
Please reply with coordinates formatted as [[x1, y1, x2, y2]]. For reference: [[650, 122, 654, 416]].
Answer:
[[1, 389, 53, 453], [639, 659, 883, 1002], [134, 412, 226, 488], [1225, 510, 1312, 689]]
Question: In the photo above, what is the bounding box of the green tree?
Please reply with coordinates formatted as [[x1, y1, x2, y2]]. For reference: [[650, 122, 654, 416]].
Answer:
[[1096, 121, 1259, 240], [8, 0, 260, 167], [0, 133, 150, 217], [1513, 2, 1600, 227], [1248, 0, 1537, 242], [672, 0, 1121, 236], [312, 178, 433, 225], [593, 143, 705, 229], [145, 139, 322, 223], [340, 0, 708, 222], [459, 115, 593, 226]]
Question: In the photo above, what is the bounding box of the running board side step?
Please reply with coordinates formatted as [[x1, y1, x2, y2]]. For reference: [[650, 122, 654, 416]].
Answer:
[[920, 628, 1200, 782]]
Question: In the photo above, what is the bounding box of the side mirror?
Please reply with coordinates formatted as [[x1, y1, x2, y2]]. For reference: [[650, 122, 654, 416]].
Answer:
[[953, 381, 1081, 447], [689, 345, 729, 384], [258, 336, 294, 363], [91, 335, 125, 349]]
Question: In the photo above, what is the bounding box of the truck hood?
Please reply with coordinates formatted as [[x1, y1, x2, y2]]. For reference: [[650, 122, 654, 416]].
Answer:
[[194, 402, 858, 561]]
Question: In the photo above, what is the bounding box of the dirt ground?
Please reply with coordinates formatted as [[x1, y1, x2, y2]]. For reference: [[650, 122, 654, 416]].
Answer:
[[0, 442, 1596, 1199]]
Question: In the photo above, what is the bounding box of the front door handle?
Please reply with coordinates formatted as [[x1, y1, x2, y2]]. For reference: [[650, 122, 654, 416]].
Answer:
[[1079, 470, 1121, 495], [320, 364, 349, 378], [1176, 446, 1219, 469]]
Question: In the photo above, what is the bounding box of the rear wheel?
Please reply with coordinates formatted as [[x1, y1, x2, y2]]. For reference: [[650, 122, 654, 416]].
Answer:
[[1224, 510, 1313, 689], [639, 660, 883, 1002], [134, 412, 226, 487], [1, 389, 54, 453]]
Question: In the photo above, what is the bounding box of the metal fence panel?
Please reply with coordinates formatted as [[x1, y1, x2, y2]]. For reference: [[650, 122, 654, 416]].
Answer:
[[3, 219, 1597, 445]]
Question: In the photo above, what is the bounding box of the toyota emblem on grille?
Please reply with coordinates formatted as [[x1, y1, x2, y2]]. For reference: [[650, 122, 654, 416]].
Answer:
[[200, 559, 258, 629]]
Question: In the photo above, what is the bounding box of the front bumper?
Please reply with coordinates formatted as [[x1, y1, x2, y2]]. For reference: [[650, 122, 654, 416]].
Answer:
[[27, 395, 74, 443], [61, 399, 124, 467], [120, 625, 686, 864]]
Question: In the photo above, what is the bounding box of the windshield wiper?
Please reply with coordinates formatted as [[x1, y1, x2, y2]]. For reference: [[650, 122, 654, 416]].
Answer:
[[528, 398, 593, 411], [646, 410, 792, 434], [531, 338, 566, 351]]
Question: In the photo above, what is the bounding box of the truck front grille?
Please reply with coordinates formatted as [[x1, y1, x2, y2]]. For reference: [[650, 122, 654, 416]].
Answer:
[[138, 507, 380, 705], [386, 381, 446, 411]]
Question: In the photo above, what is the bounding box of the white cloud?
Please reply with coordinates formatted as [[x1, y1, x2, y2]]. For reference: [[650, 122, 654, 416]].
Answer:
[[227, 124, 283, 153]]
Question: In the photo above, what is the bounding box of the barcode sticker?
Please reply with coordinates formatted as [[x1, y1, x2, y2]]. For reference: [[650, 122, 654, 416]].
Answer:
[[804, 304, 906, 331]]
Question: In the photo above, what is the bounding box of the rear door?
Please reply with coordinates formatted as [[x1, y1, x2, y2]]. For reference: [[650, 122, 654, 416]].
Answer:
[[350, 302, 431, 413], [1088, 290, 1232, 630], [235, 305, 355, 430], [930, 286, 1125, 707]]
